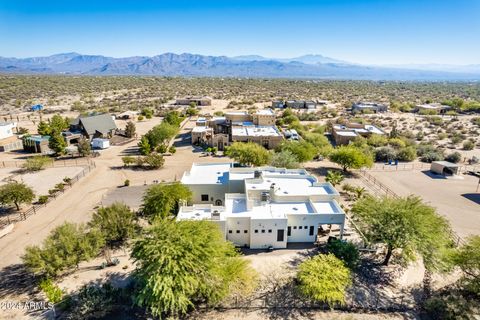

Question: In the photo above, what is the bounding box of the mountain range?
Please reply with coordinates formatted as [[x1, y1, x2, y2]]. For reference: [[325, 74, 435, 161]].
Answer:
[[1, 52, 479, 80]]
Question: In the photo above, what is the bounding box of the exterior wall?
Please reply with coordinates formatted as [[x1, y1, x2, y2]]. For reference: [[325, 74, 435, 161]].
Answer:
[[249, 218, 288, 249], [226, 217, 251, 247], [252, 114, 276, 126], [0, 139, 22, 152], [211, 134, 229, 151], [286, 101, 306, 109], [286, 214, 344, 243], [0, 123, 16, 140], [176, 98, 211, 106], [225, 113, 251, 123], [332, 131, 357, 145], [213, 220, 227, 240], [272, 101, 284, 108], [186, 184, 227, 206], [231, 134, 283, 149]]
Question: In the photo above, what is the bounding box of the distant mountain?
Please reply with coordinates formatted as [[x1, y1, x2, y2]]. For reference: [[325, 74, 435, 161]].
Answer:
[[232, 54, 348, 65], [384, 63, 480, 75], [0, 52, 479, 80]]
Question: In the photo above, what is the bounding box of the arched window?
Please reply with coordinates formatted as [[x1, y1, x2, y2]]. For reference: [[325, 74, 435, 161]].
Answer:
[[215, 199, 223, 206]]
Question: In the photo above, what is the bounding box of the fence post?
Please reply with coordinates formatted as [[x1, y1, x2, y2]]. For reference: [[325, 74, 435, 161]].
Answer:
[[33, 206, 36, 214]]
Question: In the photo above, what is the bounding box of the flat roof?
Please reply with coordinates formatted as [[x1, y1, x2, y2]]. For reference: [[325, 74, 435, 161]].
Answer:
[[246, 176, 336, 197], [232, 126, 281, 137], [181, 163, 232, 185], [226, 111, 248, 115], [335, 131, 358, 137], [432, 161, 459, 168], [256, 109, 274, 115], [192, 126, 210, 133]]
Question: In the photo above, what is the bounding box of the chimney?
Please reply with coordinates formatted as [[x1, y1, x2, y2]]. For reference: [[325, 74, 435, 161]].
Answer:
[[211, 210, 220, 220]]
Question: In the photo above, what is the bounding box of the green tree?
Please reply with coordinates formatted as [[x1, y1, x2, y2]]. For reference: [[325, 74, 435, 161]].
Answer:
[[277, 140, 317, 163], [145, 122, 179, 149], [297, 254, 351, 307], [463, 140, 475, 151], [37, 121, 51, 136], [138, 136, 151, 155], [325, 170, 344, 187], [329, 145, 374, 172], [125, 121, 136, 138], [141, 183, 192, 219], [450, 236, 480, 295], [22, 222, 104, 278], [225, 142, 271, 167], [132, 219, 256, 317], [77, 138, 91, 157], [49, 114, 69, 133], [89, 203, 137, 248], [352, 195, 452, 266], [269, 150, 300, 169], [163, 110, 183, 126], [0, 181, 35, 210], [48, 132, 67, 155], [142, 153, 165, 169]]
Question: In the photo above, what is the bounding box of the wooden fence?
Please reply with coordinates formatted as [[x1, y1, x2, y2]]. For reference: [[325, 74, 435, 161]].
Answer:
[[0, 158, 93, 169], [0, 163, 95, 229]]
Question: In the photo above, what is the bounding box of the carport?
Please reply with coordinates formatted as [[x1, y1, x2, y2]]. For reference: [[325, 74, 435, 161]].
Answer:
[[430, 161, 460, 176]]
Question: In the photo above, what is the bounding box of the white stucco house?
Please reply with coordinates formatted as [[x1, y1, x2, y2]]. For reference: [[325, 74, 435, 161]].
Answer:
[[177, 163, 346, 249], [0, 122, 17, 140]]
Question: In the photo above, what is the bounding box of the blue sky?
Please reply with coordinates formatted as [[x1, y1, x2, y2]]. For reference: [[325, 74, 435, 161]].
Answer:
[[1, 0, 479, 65]]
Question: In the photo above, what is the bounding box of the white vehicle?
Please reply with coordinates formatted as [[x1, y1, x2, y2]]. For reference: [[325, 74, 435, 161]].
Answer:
[[91, 138, 110, 149]]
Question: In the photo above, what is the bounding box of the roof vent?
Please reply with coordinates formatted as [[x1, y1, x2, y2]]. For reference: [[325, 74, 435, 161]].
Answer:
[[254, 170, 262, 178]]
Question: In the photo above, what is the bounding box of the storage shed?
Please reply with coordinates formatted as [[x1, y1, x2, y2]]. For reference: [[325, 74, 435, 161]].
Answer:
[[430, 161, 460, 176], [91, 138, 110, 149]]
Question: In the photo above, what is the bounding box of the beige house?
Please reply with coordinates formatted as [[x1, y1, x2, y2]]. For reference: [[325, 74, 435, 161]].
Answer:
[[191, 109, 282, 150], [332, 123, 385, 145]]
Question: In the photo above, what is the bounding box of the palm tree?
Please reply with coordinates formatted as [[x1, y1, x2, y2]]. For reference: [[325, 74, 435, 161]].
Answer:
[[325, 170, 344, 187]]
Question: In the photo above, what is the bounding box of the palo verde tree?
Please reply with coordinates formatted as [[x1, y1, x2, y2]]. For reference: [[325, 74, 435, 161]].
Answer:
[[297, 253, 351, 307], [131, 219, 257, 318], [225, 142, 271, 167], [329, 145, 373, 172], [22, 222, 104, 278], [269, 150, 300, 169], [276, 140, 317, 163], [450, 235, 480, 295], [77, 138, 91, 157], [0, 181, 35, 210], [352, 195, 452, 266], [141, 183, 192, 220]]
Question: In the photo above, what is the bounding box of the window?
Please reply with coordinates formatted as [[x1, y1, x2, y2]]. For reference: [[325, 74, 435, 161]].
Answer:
[[293, 226, 297, 230], [304, 226, 308, 230], [309, 226, 314, 236], [236, 230, 240, 234], [299, 226, 302, 230], [201, 194, 209, 201], [268, 229, 272, 233], [277, 229, 285, 242], [228, 230, 232, 234], [254, 230, 258, 233], [261, 230, 265, 233], [287, 226, 291, 236], [244, 230, 248, 234]]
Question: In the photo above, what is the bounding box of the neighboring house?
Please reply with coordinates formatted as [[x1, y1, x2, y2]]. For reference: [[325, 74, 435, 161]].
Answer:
[[284, 129, 299, 140], [70, 114, 117, 139], [273, 100, 318, 109], [332, 122, 385, 145], [116, 110, 138, 120], [352, 102, 388, 114], [23, 135, 52, 154], [191, 109, 282, 150], [0, 122, 17, 140], [414, 103, 452, 114], [178, 163, 346, 249], [271, 100, 285, 108], [175, 96, 212, 106]]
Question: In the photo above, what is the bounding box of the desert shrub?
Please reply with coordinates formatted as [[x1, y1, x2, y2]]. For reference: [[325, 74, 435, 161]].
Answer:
[[23, 156, 52, 171], [39, 279, 64, 303], [375, 146, 397, 162], [463, 140, 475, 150], [326, 239, 359, 269], [445, 152, 462, 163], [38, 195, 49, 204], [397, 146, 417, 162]]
